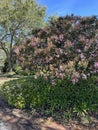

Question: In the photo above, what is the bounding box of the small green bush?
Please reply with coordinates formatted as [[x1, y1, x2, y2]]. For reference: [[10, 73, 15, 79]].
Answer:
[[13, 64, 37, 76], [13, 64, 27, 75], [1, 76, 98, 116]]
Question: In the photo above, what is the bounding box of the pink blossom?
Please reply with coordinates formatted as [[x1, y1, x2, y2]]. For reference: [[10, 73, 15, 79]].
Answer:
[[94, 62, 98, 69], [71, 72, 80, 84], [59, 34, 64, 41], [59, 65, 64, 71], [84, 45, 89, 51], [51, 79, 56, 85], [30, 42, 37, 47], [59, 48, 63, 54], [81, 73, 87, 80], [49, 57, 53, 61], [90, 69, 98, 74], [91, 70, 98, 74], [56, 55, 60, 58], [80, 53, 86, 61], [77, 49, 81, 53], [71, 78, 79, 84]]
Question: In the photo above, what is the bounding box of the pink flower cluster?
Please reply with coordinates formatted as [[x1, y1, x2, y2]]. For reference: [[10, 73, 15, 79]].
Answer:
[[94, 62, 98, 69], [71, 72, 80, 84], [71, 72, 87, 84]]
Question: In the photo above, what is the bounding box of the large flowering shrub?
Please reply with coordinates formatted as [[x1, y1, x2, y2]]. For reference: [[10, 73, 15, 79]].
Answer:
[[13, 15, 98, 83]]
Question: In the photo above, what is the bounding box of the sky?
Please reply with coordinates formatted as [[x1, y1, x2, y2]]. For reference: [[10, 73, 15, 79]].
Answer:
[[37, 0, 98, 17]]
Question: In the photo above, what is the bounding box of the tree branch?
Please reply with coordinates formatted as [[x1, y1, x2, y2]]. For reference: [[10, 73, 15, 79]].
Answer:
[[0, 41, 9, 56], [0, 33, 11, 41], [10, 22, 22, 47]]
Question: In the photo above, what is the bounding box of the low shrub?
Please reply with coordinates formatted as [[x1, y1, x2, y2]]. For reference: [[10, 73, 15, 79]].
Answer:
[[1, 76, 98, 117], [1, 76, 53, 109]]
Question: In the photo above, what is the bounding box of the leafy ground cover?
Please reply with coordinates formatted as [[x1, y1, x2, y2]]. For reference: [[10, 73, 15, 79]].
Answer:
[[0, 74, 98, 130]]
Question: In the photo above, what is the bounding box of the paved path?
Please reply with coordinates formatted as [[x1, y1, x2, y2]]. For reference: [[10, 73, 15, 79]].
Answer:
[[0, 97, 32, 130], [0, 120, 9, 130], [0, 95, 67, 130]]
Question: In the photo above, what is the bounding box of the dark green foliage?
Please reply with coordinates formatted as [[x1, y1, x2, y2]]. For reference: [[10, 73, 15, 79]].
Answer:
[[1, 76, 98, 117], [2, 58, 9, 73], [1, 76, 52, 109], [13, 64, 27, 75]]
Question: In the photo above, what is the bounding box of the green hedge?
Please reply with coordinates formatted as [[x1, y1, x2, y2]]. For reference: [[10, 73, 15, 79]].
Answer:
[[1, 76, 98, 115]]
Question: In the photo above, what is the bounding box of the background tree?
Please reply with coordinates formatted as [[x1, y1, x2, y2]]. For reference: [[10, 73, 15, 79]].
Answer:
[[0, 0, 46, 72]]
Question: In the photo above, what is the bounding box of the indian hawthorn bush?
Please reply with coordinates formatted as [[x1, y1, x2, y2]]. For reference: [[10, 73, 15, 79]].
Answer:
[[13, 15, 98, 83]]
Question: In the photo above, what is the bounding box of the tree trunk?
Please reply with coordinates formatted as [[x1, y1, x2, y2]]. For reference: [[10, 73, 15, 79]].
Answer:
[[8, 59, 13, 72], [0, 41, 14, 72], [7, 53, 13, 72]]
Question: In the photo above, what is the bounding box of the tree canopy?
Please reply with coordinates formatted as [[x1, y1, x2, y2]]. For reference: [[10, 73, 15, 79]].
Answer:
[[0, 0, 46, 71]]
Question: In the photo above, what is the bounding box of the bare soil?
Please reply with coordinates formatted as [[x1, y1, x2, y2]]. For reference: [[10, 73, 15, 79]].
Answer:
[[0, 76, 98, 130]]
